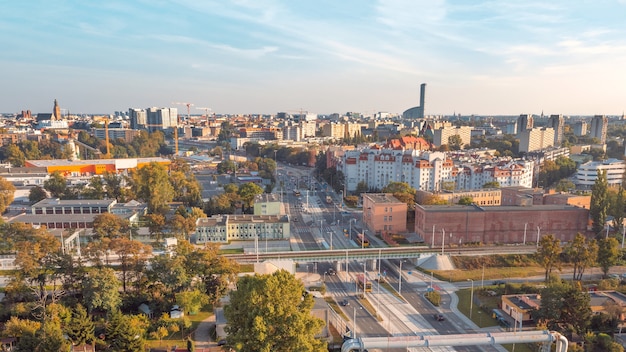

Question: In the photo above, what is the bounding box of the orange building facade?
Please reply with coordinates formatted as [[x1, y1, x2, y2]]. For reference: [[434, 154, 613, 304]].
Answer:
[[25, 157, 171, 176]]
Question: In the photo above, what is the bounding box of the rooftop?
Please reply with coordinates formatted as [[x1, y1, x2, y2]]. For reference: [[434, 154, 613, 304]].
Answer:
[[362, 193, 404, 204], [33, 198, 116, 207]]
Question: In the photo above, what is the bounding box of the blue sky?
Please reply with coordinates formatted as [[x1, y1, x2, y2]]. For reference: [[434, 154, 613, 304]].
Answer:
[[2, 0, 626, 116]]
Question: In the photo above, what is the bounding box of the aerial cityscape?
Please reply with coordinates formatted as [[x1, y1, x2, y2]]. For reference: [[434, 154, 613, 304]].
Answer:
[[2, 1, 626, 352]]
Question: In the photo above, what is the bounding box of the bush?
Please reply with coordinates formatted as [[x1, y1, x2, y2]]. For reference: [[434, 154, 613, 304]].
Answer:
[[425, 291, 441, 306]]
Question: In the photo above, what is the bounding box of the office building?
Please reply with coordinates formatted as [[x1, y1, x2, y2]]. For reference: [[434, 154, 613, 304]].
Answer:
[[590, 115, 608, 144], [576, 159, 626, 188], [548, 114, 565, 146], [402, 83, 426, 119], [518, 127, 555, 153], [516, 114, 533, 135]]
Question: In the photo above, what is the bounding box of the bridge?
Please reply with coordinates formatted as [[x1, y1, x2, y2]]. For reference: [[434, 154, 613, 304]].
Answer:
[[224, 245, 538, 263]]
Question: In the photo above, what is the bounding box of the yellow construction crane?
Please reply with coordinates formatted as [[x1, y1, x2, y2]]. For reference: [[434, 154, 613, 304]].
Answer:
[[105, 118, 111, 158]]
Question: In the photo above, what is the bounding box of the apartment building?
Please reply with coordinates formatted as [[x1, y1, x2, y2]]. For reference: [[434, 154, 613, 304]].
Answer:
[[362, 193, 407, 234], [432, 126, 472, 148], [518, 128, 555, 153]]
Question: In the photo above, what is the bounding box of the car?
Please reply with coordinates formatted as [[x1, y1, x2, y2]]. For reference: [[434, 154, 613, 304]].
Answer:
[[217, 339, 227, 346], [328, 268, 336, 276], [492, 280, 505, 286], [433, 313, 445, 321], [340, 299, 349, 306]]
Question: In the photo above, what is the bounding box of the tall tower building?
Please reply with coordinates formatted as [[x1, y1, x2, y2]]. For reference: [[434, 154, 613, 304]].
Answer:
[[53, 99, 61, 121], [402, 83, 427, 119], [519, 127, 555, 153], [590, 115, 608, 144], [129, 108, 147, 130], [548, 114, 565, 146], [516, 114, 533, 135], [418, 83, 426, 118]]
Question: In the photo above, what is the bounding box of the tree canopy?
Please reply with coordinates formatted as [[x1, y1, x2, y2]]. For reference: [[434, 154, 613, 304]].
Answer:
[[0, 175, 16, 214], [224, 270, 325, 352]]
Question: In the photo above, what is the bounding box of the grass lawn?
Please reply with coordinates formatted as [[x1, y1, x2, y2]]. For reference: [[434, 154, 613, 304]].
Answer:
[[145, 307, 213, 350]]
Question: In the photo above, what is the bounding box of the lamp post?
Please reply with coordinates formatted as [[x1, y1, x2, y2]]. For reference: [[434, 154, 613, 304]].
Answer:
[[441, 229, 446, 255], [398, 259, 406, 294], [523, 223, 527, 245], [468, 279, 474, 320], [431, 225, 435, 248], [536, 226, 541, 247], [328, 231, 333, 250]]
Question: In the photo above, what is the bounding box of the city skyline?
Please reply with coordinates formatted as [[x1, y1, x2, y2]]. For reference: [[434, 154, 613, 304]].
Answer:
[[2, 1, 626, 116]]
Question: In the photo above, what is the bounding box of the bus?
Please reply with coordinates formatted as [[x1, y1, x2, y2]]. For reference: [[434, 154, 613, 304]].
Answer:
[[355, 233, 370, 247], [356, 274, 372, 292], [293, 189, 301, 197]]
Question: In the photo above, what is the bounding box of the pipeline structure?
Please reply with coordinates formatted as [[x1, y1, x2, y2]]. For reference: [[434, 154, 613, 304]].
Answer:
[[341, 330, 568, 352]]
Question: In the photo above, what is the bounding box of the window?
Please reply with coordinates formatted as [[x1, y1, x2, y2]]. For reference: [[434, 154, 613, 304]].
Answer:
[[384, 216, 387, 221], [389, 216, 392, 221]]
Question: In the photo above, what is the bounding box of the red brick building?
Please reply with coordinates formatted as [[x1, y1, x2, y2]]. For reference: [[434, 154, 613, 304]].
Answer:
[[415, 204, 589, 246]]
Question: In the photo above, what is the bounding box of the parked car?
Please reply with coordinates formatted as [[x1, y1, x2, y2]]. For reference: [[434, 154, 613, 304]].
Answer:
[[340, 299, 350, 306], [217, 339, 227, 346], [433, 313, 445, 321], [492, 280, 505, 286]]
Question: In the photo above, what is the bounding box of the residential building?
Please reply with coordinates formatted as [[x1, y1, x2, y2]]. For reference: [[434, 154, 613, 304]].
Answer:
[[362, 193, 407, 235], [414, 204, 589, 245], [590, 115, 608, 144], [576, 159, 626, 188], [432, 126, 472, 148], [129, 108, 147, 129], [93, 128, 141, 143], [516, 114, 533, 135], [253, 193, 282, 215], [321, 122, 345, 139], [194, 214, 290, 243], [518, 128, 555, 153], [572, 121, 587, 136], [548, 114, 565, 146], [146, 107, 178, 131]]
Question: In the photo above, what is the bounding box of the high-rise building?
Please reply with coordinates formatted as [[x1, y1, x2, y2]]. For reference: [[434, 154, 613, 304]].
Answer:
[[516, 114, 533, 135], [519, 127, 555, 153], [590, 115, 608, 144], [129, 108, 147, 130], [146, 107, 178, 131], [402, 83, 426, 119], [548, 114, 565, 146], [572, 121, 587, 136], [432, 126, 472, 148]]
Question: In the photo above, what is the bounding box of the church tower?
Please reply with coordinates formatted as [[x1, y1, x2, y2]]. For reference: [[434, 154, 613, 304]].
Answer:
[[53, 99, 61, 121]]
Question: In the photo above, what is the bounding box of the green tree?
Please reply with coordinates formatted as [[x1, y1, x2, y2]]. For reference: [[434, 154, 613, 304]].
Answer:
[[0, 175, 16, 214], [482, 181, 500, 189], [355, 181, 368, 196], [591, 170, 609, 237], [105, 311, 148, 352], [536, 234, 562, 282], [131, 162, 174, 213], [611, 187, 625, 234], [381, 181, 416, 210], [28, 185, 48, 204], [224, 270, 325, 352], [238, 182, 264, 212], [564, 233, 598, 281], [82, 176, 106, 199], [43, 171, 67, 198], [5, 143, 26, 167], [83, 267, 121, 314], [447, 134, 463, 150], [109, 238, 152, 292], [217, 160, 237, 174], [175, 289, 209, 315], [598, 237, 620, 278], [457, 196, 473, 205], [64, 304, 95, 347], [534, 281, 591, 338], [554, 179, 576, 192]]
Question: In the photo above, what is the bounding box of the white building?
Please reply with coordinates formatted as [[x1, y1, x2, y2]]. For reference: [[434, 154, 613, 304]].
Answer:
[[576, 159, 626, 188], [341, 146, 534, 192], [194, 214, 290, 243]]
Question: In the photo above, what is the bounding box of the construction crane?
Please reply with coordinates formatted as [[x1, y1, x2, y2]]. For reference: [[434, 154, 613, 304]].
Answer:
[[196, 107, 213, 124], [171, 102, 194, 156], [172, 102, 194, 121]]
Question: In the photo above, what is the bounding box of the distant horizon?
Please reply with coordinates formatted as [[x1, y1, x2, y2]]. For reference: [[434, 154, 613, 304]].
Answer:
[[2, 1, 626, 115]]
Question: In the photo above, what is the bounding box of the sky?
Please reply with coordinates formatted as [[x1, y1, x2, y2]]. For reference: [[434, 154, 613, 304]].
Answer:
[[1, 0, 626, 116]]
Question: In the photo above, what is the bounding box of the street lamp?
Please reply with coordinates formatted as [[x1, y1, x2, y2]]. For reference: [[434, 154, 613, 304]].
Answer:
[[398, 259, 407, 295], [441, 228, 446, 255], [352, 306, 362, 339], [536, 226, 541, 247], [468, 279, 474, 320], [328, 231, 333, 250]]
